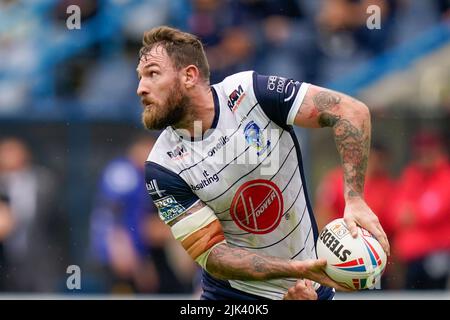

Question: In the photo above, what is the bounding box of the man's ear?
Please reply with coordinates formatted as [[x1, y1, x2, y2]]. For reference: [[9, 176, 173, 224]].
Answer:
[[183, 65, 200, 89]]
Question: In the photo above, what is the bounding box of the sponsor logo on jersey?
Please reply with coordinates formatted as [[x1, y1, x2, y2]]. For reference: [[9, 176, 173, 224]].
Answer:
[[227, 85, 246, 112], [230, 179, 284, 234], [207, 135, 230, 157], [167, 145, 189, 160], [244, 121, 271, 156], [267, 76, 298, 103], [190, 173, 220, 191], [283, 80, 297, 102], [267, 75, 286, 93], [154, 195, 185, 222], [146, 179, 165, 197], [267, 75, 277, 91]]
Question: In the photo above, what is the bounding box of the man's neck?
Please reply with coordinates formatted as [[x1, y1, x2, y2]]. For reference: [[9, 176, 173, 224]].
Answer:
[[175, 86, 215, 139]]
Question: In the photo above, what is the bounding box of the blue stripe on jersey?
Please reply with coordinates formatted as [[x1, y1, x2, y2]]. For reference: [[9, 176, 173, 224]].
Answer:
[[219, 179, 302, 224], [252, 72, 302, 130], [291, 225, 312, 259], [213, 145, 296, 217], [226, 203, 307, 249], [177, 101, 259, 176], [211, 86, 220, 129], [204, 127, 284, 203]]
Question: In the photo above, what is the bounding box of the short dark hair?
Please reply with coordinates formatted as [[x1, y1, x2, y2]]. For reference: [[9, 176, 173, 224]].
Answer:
[[140, 26, 210, 83]]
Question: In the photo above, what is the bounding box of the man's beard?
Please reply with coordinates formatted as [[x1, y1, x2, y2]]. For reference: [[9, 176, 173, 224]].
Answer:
[[141, 81, 190, 130]]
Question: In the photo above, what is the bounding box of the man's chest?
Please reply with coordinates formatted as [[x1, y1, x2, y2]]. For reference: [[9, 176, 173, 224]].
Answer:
[[174, 118, 280, 206]]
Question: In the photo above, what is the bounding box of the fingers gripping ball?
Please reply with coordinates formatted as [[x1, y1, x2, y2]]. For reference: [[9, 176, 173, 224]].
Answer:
[[316, 218, 387, 290]]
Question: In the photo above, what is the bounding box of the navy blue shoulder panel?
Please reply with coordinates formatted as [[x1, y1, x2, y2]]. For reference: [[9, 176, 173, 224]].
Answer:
[[145, 161, 199, 223], [252, 71, 303, 130]]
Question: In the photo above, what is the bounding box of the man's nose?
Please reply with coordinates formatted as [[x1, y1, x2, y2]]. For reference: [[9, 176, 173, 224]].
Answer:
[[137, 80, 149, 97]]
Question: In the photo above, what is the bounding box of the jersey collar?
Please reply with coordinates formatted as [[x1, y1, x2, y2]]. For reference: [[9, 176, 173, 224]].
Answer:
[[169, 86, 220, 142]]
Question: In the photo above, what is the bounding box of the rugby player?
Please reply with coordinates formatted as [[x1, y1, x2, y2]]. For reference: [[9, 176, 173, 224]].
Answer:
[[137, 26, 390, 300]]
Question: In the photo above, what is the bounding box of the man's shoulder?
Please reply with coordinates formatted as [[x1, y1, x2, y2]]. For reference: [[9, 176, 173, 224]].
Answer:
[[213, 70, 259, 113], [214, 70, 255, 91], [146, 128, 177, 164]]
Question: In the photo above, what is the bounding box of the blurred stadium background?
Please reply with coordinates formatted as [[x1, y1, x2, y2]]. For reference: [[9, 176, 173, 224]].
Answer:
[[0, 0, 449, 299]]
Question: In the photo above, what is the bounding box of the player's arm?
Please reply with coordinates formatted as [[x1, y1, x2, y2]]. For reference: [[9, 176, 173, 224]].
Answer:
[[169, 200, 350, 291], [253, 73, 389, 254], [293, 85, 389, 254]]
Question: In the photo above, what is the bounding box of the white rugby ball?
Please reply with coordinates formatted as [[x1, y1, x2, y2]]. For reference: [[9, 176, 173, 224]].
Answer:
[[316, 218, 387, 290]]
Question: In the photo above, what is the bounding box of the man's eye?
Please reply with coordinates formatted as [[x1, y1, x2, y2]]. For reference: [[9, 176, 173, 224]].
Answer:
[[150, 71, 157, 77]]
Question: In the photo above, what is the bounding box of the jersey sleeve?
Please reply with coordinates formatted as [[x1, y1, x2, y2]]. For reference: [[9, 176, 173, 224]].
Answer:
[[145, 161, 200, 224], [252, 72, 310, 129]]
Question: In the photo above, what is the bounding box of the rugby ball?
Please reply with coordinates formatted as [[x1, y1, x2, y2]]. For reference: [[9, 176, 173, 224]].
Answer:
[[316, 218, 387, 290]]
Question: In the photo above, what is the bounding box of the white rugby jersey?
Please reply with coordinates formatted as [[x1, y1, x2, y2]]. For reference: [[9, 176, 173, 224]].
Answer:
[[145, 71, 323, 300]]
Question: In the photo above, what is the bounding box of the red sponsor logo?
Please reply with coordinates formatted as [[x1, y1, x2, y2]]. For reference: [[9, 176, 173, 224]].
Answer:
[[230, 179, 284, 234], [227, 85, 246, 112]]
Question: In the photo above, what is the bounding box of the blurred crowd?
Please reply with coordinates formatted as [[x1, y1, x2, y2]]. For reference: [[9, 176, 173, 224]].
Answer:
[[0, 137, 68, 291], [1, 0, 449, 117], [88, 135, 198, 294], [0, 0, 449, 294]]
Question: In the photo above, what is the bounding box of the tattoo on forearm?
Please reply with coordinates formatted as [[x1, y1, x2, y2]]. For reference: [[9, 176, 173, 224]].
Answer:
[[207, 244, 294, 280], [318, 112, 341, 128], [252, 256, 267, 273], [313, 91, 341, 111], [334, 119, 369, 197], [314, 91, 370, 198]]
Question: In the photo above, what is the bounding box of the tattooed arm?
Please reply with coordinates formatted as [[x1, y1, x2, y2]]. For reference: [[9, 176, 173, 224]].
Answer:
[[208, 242, 329, 283], [168, 201, 351, 291], [206, 241, 352, 292], [294, 85, 390, 255]]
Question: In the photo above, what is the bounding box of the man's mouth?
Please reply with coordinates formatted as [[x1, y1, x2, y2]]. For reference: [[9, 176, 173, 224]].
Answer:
[[142, 102, 154, 110]]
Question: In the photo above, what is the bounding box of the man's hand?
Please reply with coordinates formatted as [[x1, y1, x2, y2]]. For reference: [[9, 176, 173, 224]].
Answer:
[[343, 196, 390, 255], [295, 259, 354, 292], [283, 279, 317, 300]]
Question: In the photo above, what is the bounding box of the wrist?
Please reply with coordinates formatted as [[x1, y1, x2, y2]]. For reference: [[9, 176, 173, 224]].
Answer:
[[290, 260, 306, 278], [344, 189, 363, 202]]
